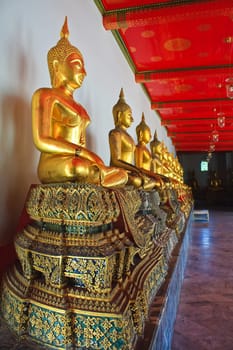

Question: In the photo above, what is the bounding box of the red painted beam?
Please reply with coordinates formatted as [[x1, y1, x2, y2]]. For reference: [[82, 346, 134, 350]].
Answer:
[[170, 132, 233, 140], [162, 118, 233, 126], [175, 145, 233, 151], [102, 0, 233, 30], [152, 98, 232, 110], [136, 66, 233, 83], [166, 126, 233, 133]]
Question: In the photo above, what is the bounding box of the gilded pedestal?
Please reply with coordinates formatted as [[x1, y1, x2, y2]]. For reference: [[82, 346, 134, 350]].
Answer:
[[1, 183, 180, 349]]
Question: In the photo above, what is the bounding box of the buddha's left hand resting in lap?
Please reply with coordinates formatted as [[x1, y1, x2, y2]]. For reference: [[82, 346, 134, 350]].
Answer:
[[32, 17, 128, 188]]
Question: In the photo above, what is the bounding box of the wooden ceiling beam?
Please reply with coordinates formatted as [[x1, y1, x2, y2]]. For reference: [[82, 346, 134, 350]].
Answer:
[[176, 145, 233, 151], [166, 126, 233, 134], [160, 114, 233, 122], [136, 65, 233, 83], [102, 0, 233, 30], [152, 98, 232, 110], [162, 118, 233, 126], [170, 133, 233, 141]]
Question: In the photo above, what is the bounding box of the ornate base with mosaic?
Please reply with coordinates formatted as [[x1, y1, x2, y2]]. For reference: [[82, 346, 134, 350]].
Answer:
[[0, 183, 192, 349]]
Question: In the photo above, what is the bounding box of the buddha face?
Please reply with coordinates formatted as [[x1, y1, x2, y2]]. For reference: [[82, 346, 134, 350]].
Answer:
[[151, 142, 161, 155], [140, 127, 151, 144], [55, 52, 86, 89], [144, 128, 151, 143], [119, 108, 133, 128]]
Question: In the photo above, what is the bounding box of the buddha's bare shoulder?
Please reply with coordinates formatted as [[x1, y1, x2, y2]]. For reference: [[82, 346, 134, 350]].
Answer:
[[32, 87, 56, 102], [109, 128, 121, 136]]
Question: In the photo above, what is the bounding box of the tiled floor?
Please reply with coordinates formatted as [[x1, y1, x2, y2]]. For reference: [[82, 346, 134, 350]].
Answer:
[[172, 208, 233, 350]]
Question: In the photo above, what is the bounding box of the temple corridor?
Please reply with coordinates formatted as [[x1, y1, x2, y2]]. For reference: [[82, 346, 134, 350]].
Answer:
[[172, 208, 233, 350]]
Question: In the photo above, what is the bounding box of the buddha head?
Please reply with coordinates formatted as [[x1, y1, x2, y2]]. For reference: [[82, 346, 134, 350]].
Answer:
[[136, 113, 151, 144], [112, 88, 133, 128], [150, 131, 162, 154], [47, 17, 86, 88]]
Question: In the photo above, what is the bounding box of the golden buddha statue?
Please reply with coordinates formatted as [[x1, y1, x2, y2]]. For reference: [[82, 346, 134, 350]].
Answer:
[[135, 113, 163, 189], [160, 142, 170, 177], [150, 131, 164, 176], [209, 170, 223, 190], [109, 89, 163, 190], [109, 88, 143, 188], [32, 17, 128, 188], [173, 157, 180, 182], [167, 152, 177, 181]]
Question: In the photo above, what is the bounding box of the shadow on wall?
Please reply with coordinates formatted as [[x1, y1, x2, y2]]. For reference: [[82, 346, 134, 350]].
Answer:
[[0, 46, 38, 246], [0, 94, 36, 245]]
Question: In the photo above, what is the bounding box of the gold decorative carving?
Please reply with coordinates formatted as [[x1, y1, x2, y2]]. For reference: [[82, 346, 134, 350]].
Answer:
[[1, 180, 192, 348], [26, 183, 120, 226]]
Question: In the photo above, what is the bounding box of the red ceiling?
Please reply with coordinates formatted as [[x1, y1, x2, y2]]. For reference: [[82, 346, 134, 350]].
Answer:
[[94, 0, 233, 152]]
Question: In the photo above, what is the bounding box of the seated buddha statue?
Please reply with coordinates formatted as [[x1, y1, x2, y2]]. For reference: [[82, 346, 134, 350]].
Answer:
[[174, 156, 183, 183], [178, 161, 184, 184], [209, 171, 223, 190], [160, 142, 170, 178], [135, 114, 163, 189], [168, 153, 180, 182], [190, 170, 198, 191], [32, 17, 128, 188], [150, 131, 164, 175], [109, 89, 162, 190], [166, 152, 173, 180]]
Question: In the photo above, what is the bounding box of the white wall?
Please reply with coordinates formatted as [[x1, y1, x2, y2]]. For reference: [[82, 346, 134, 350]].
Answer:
[[0, 0, 174, 244]]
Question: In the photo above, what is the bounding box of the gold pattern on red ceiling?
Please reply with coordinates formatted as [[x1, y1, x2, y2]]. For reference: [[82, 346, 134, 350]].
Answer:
[[94, 0, 233, 152]]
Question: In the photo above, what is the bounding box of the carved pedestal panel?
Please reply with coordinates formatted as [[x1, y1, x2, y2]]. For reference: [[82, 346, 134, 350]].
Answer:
[[0, 183, 191, 349]]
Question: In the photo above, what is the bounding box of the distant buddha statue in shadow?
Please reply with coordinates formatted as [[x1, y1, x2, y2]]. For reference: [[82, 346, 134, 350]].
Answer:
[[209, 171, 223, 190], [109, 89, 162, 190], [190, 170, 199, 191], [32, 17, 128, 188]]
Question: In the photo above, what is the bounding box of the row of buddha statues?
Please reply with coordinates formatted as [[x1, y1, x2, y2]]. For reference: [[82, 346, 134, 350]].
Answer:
[[0, 17, 192, 350], [32, 17, 184, 191], [109, 89, 184, 189]]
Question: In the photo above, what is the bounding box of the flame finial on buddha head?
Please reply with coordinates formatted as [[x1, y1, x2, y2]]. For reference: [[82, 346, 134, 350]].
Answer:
[[47, 17, 83, 84], [112, 88, 132, 126]]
